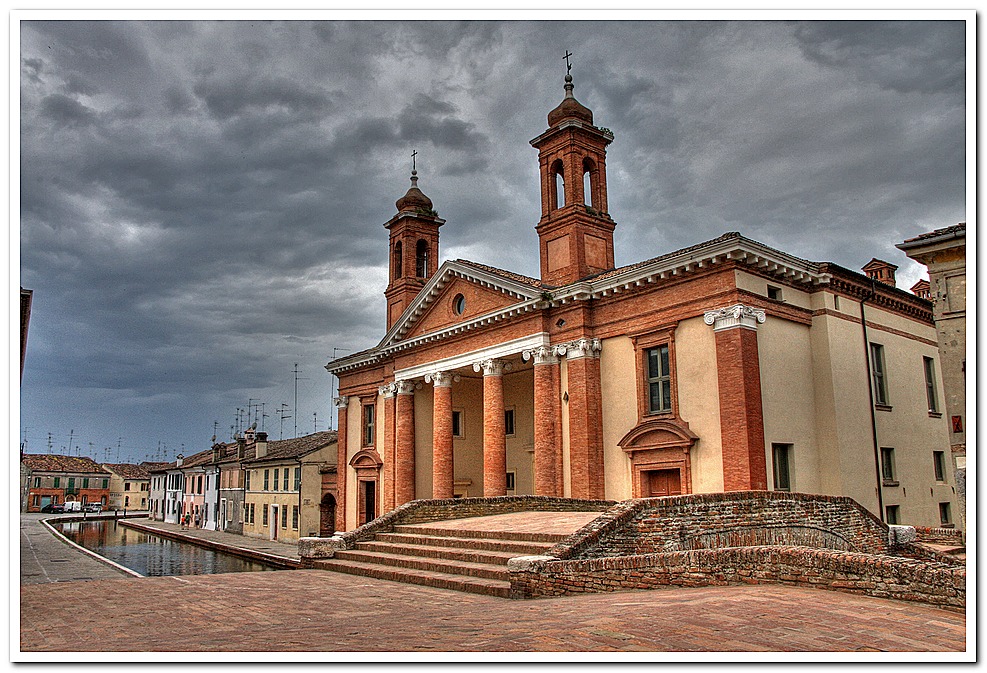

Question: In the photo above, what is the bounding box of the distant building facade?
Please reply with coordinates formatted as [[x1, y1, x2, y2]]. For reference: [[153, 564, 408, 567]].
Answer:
[[102, 463, 151, 510], [22, 455, 111, 512]]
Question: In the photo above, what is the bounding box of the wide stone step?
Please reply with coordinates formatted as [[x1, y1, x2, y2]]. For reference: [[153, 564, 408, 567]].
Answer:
[[393, 524, 566, 544], [314, 558, 511, 598], [374, 532, 555, 555], [354, 540, 520, 566], [333, 549, 510, 581]]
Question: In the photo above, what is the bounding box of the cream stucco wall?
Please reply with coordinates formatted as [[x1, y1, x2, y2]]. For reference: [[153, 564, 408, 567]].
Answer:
[[599, 336, 635, 500], [674, 316, 723, 493], [503, 368, 536, 496], [451, 375, 484, 497], [414, 385, 434, 498], [735, 270, 812, 310]]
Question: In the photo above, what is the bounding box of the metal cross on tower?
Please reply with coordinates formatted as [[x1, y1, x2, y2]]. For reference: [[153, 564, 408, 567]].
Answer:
[[563, 49, 573, 73], [411, 149, 417, 172]]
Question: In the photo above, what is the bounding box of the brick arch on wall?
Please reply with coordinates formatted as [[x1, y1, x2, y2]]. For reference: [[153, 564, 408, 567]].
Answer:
[[617, 418, 698, 498]]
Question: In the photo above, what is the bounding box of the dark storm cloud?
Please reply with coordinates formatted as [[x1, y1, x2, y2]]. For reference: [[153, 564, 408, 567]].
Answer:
[[19, 17, 967, 462]]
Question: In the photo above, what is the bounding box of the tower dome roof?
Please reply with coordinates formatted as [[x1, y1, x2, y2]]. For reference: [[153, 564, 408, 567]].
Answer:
[[547, 74, 593, 127], [395, 171, 433, 212]]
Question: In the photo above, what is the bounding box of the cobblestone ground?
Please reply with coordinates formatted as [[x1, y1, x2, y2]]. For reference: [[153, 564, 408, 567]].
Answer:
[[20, 569, 966, 653]]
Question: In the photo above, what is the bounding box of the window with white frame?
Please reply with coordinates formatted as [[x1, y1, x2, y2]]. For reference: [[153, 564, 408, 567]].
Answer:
[[646, 345, 672, 414], [924, 356, 940, 413], [771, 443, 793, 492], [870, 343, 889, 406]]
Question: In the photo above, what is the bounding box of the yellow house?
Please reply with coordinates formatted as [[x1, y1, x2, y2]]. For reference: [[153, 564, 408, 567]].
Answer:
[[242, 431, 338, 544], [102, 463, 151, 511]]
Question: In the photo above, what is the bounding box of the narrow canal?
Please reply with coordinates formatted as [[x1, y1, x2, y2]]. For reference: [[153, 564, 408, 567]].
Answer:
[[58, 519, 282, 576]]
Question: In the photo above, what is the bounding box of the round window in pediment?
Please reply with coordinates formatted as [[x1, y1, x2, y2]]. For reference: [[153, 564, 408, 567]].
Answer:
[[453, 293, 466, 316]]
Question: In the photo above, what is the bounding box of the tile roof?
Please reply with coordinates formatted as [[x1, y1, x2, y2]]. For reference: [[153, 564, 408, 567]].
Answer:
[[243, 431, 337, 464], [901, 223, 965, 244], [22, 454, 109, 474], [178, 447, 216, 469], [103, 463, 151, 480], [454, 260, 554, 290]]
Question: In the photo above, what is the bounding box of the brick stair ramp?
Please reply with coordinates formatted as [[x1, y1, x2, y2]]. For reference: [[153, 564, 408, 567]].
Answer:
[[313, 523, 566, 598]]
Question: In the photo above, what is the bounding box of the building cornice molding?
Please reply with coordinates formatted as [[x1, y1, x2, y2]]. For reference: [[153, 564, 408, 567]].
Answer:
[[704, 303, 766, 331], [393, 332, 549, 383]]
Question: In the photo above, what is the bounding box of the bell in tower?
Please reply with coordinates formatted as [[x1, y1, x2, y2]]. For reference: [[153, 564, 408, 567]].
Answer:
[[383, 155, 444, 329], [530, 55, 616, 286]]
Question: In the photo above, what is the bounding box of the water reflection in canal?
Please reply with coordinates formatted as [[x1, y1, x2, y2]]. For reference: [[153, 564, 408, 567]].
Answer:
[[58, 519, 281, 577]]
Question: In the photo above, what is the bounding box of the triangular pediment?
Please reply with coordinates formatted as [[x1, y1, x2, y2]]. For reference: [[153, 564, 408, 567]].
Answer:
[[380, 260, 542, 348]]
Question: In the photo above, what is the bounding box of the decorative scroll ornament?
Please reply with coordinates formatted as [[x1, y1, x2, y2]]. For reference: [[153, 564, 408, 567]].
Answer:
[[703, 304, 766, 332], [553, 337, 602, 359], [395, 380, 416, 395], [521, 345, 558, 365], [333, 396, 349, 408], [473, 358, 506, 376], [378, 382, 398, 398], [424, 371, 453, 387]]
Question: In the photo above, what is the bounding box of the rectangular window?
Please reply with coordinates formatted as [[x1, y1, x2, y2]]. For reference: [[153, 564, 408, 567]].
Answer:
[[54, 477, 60, 488], [125, 482, 131, 491], [767, 285, 783, 301], [263, 469, 270, 490], [924, 356, 940, 413], [68, 477, 75, 491], [646, 345, 672, 414], [833, 295, 841, 311], [245, 470, 251, 490], [197, 475, 203, 494], [504, 408, 515, 437], [103, 479, 108, 489], [885, 505, 900, 525], [262, 505, 268, 526], [880, 447, 896, 484], [870, 343, 889, 406], [452, 410, 464, 438], [771, 443, 793, 492], [83, 478, 89, 489], [933, 451, 947, 482], [292, 505, 299, 529], [283, 469, 289, 491], [33, 477, 40, 488], [281, 505, 288, 529], [363, 404, 375, 446], [273, 469, 279, 491], [939, 502, 952, 526], [505, 471, 516, 491], [293, 467, 301, 491]]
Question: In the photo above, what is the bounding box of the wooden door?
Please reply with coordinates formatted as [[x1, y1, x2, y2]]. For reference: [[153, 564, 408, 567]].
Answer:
[[647, 469, 682, 497]]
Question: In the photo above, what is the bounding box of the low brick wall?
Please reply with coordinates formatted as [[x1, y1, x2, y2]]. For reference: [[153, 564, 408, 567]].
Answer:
[[550, 491, 889, 560], [509, 545, 965, 610], [298, 495, 613, 563], [914, 526, 965, 546]]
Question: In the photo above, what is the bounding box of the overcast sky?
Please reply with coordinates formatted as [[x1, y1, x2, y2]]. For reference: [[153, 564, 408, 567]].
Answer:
[[17, 17, 968, 464]]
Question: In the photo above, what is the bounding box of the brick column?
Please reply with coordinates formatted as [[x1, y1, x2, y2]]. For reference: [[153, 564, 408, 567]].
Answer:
[[426, 371, 454, 499], [553, 362, 564, 496], [474, 359, 507, 497], [704, 304, 768, 491], [524, 346, 559, 496], [557, 338, 604, 500], [380, 383, 396, 512], [394, 380, 416, 506], [333, 395, 348, 532]]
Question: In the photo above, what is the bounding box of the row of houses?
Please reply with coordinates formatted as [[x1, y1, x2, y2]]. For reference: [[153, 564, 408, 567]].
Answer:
[[20, 454, 167, 512], [147, 429, 339, 544]]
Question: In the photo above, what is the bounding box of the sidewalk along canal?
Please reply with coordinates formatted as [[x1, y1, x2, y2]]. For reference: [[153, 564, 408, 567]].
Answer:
[[120, 519, 302, 568]]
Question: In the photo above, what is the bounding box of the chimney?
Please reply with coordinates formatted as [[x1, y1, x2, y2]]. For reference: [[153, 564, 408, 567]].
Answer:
[[236, 437, 246, 460], [861, 258, 898, 287], [245, 426, 256, 443], [255, 432, 268, 459], [176, 453, 184, 467]]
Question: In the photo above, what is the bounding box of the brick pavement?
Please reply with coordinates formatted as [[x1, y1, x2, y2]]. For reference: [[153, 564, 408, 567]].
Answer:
[[20, 513, 138, 584], [20, 568, 967, 653]]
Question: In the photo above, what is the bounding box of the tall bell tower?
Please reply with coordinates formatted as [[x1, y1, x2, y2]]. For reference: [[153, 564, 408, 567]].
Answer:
[[530, 59, 615, 286], [383, 161, 444, 330]]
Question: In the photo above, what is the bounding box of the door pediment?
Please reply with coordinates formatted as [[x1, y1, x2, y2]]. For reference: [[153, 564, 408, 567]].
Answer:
[[618, 418, 698, 454]]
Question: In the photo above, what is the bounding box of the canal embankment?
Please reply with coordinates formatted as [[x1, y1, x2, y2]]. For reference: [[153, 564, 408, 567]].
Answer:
[[20, 513, 138, 584], [120, 519, 301, 568]]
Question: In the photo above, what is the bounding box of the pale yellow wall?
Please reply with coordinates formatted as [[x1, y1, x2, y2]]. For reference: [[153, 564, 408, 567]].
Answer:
[[735, 269, 812, 310], [599, 336, 635, 500], [345, 396, 362, 531], [504, 368, 535, 496], [451, 376, 484, 497], [758, 318, 820, 494], [674, 317, 724, 493], [414, 385, 434, 499], [300, 442, 337, 538]]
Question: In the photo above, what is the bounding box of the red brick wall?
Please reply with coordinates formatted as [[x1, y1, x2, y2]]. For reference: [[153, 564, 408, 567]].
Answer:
[[394, 390, 416, 505], [566, 355, 605, 499], [482, 372, 507, 496], [431, 383, 454, 499], [335, 405, 348, 532], [714, 327, 767, 491]]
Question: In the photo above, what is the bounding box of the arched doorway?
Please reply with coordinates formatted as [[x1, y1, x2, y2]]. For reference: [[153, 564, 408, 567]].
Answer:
[[349, 449, 383, 527], [618, 418, 698, 498], [319, 493, 337, 537]]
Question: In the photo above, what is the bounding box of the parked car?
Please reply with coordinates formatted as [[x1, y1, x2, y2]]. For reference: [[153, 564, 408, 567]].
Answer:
[[39, 503, 65, 513], [84, 503, 102, 513]]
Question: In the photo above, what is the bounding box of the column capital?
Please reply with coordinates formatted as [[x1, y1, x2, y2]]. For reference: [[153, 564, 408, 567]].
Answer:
[[333, 396, 349, 408], [554, 337, 602, 360], [424, 371, 453, 387], [473, 358, 507, 376], [395, 380, 416, 395], [522, 345, 559, 365], [704, 303, 766, 332], [379, 382, 397, 398]]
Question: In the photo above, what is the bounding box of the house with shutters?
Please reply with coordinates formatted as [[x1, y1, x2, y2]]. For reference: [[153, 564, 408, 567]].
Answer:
[[325, 71, 959, 533], [102, 463, 152, 511], [22, 454, 111, 512]]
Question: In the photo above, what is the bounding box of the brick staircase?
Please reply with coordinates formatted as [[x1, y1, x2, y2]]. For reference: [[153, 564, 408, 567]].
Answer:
[[313, 522, 566, 598]]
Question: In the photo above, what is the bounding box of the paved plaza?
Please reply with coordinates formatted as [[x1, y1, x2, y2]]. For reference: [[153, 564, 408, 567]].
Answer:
[[17, 513, 969, 654]]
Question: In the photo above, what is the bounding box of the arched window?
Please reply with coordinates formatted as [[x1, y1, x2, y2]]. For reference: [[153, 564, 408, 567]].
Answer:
[[416, 239, 428, 277], [393, 241, 403, 278], [552, 160, 565, 210], [583, 158, 596, 208]]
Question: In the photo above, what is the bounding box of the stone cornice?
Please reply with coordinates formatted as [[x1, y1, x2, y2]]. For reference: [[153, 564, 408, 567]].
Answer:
[[704, 304, 766, 331]]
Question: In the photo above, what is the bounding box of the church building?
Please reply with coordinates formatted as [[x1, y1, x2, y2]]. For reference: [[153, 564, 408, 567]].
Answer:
[[326, 71, 958, 532]]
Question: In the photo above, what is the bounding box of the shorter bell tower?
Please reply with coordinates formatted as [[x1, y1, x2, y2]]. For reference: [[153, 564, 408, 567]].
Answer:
[[384, 164, 444, 330], [530, 63, 616, 286]]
